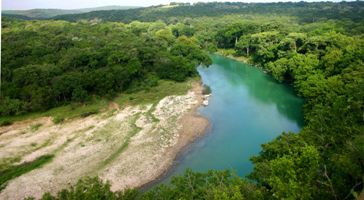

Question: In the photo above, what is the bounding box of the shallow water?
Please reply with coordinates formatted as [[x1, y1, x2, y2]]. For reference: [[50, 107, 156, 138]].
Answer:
[[156, 54, 304, 184]]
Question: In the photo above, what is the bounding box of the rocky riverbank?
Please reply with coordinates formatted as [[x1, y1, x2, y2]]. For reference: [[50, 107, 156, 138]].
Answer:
[[0, 81, 208, 200]]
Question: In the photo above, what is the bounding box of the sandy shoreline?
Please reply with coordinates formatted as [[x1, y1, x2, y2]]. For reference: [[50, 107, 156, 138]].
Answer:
[[0, 81, 209, 199], [139, 81, 210, 190]]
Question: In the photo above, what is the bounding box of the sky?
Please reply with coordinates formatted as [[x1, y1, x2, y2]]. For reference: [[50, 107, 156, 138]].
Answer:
[[2, 0, 343, 10]]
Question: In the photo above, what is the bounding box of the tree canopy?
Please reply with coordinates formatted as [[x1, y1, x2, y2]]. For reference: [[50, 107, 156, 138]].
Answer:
[[0, 20, 211, 115], [2, 1, 364, 199]]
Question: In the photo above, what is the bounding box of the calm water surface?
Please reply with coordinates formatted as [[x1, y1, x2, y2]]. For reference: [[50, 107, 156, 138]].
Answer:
[[155, 54, 304, 184]]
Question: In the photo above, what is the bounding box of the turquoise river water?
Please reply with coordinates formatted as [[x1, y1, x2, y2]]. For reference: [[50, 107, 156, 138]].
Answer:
[[150, 54, 304, 186]]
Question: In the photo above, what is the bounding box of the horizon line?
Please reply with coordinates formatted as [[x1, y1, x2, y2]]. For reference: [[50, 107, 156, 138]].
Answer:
[[2, 0, 351, 11]]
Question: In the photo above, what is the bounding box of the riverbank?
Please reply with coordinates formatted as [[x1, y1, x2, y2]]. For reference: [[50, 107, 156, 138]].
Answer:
[[0, 81, 209, 200], [138, 81, 210, 190], [216, 49, 250, 63], [215, 50, 270, 74], [145, 55, 303, 184]]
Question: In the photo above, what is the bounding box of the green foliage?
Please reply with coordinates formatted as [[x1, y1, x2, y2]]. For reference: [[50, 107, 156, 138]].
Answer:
[[143, 170, 263, 200], [0, 155, 54, 191], [52, 116, 64, 124], [153, 3, 364, 199], [1, 19, 211, 117], [79, 110, 99, 118], [3, 2, 364, 199], [31, 171, 263, 200], [0, 97, 24, 116], [0, 120, 13, 127], [115, 79, 193, 106], [32, 177, 138, 200], [232, 15, 364, 200], [30, 123, 42, 132], [334, 135, 364, 193], [52, 2, 364, 24], [0, 97, 109, 125], [250, 133, 320, 199], [2, 6, 139, 19]]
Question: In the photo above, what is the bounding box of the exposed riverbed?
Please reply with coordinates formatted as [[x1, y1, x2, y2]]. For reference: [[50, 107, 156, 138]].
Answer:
[[0, 82, 207, 200], [0, 55, 304, 199]]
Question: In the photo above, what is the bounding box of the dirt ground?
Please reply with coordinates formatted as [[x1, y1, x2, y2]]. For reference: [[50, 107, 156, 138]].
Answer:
[[0, 82, 209, 200]]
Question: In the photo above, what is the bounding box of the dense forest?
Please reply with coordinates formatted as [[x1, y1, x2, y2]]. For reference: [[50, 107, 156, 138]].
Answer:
[[52, 1, 364, 23], [1, 19, 211, 115], [1, 1, 364, 200]]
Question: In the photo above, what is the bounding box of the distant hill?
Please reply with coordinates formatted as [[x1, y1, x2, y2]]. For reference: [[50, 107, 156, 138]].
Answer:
[[2, 13, 33, 20], [52, 1, 364, 23], [2, 6, 140, 19]]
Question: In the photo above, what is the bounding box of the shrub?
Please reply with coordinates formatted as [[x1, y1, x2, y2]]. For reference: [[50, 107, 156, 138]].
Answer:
[[52, 116, 64, 124], [33, 177, 138, 200], [202, 84, 212, 95], [0, 120, 13, 127]]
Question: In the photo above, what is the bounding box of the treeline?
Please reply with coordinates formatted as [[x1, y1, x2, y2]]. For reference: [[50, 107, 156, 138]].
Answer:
[[2, 6, 140, 19], [3, 2, 364, 199], [27, 171, 263, 200], [235, 23, 364, 200], [53, 10, 364, 200], [27, 14, 364, 199], [191, 12, 363, 200], [52, 2, 364, 23], [0, 19, 211, 115]]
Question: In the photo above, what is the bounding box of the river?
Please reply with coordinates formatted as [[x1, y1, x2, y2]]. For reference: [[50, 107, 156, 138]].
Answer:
[[152, 54, 304, 185]]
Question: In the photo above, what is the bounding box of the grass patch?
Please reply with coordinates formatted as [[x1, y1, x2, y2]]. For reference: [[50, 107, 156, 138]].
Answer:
[[0, 120, 13, 127], [0, 112, 44, 126], [48, 100, 107, 123], [216, 49, 249, 63], [0, 79, 194, 125], [0, 154, 54, 191], [87, 120, 120, 143], [0, 157, 21, 172], [146, 104, 160, 123], [217, 48, 237, 56], [53, 125, 95, 154], [34, 138, 54, 151], [79, 110, 99, 118], [97, 114, 142, 170], [0, 99, 108, 125], [52, 116, 64, 124], [30, 123, 42, 132], [115, 79, 193, 106]]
